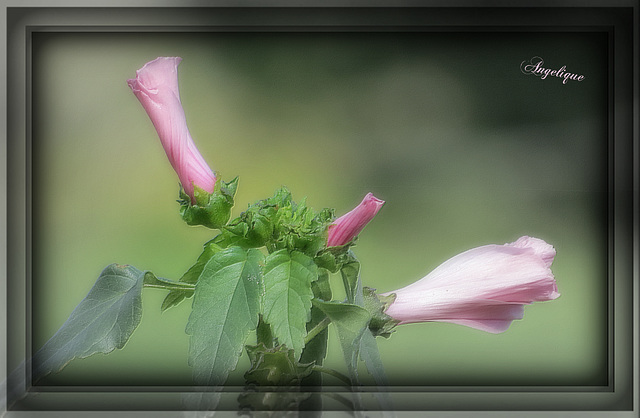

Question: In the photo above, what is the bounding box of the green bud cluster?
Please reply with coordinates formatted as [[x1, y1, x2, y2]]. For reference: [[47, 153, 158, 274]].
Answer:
[[213, 186, 335, 258]]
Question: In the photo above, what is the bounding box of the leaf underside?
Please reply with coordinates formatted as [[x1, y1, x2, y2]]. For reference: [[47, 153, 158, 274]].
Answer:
[[33, 264, 145, 381]]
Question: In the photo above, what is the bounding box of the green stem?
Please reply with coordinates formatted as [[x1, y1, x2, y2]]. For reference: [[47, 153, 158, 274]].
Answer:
[[142, 274, 196, 292], [142, 282, 195, 292], [341, 274, 353, 303], [304, 317, 331, 345], [311, 365, 351, 385]]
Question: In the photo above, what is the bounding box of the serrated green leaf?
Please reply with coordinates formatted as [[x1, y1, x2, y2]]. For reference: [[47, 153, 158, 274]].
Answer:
[[33, 264, 145, 381], [161, 240, 224, 312], [185, 247, 263, 386], [262, 250, 318, 359], [312, 299, 371, 385]]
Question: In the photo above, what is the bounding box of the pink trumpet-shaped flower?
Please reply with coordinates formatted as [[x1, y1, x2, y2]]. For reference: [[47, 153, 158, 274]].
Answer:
[[128, 57, 216, 202], [327, 193, 385, 247], [382, 236, 560, 334]]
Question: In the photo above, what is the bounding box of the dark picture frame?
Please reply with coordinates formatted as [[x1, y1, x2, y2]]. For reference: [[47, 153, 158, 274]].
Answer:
[[2, 3, 637, 416]]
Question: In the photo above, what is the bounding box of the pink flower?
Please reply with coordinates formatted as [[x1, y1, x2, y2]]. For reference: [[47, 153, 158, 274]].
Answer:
[[327, 193, 385, 247], [127, 57, 216, 202], [382, 236, 560, 333]]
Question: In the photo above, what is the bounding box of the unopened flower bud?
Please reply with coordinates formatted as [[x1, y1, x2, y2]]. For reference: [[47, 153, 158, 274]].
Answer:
[[327, 193, 385, 247], [128, 57, 215, 202]]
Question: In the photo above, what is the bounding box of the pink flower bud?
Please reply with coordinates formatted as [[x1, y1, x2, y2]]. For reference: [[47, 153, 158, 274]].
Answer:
[[327, 193, 385, 247], [127, 57, 216, 202], [382, 236, 560, 333]]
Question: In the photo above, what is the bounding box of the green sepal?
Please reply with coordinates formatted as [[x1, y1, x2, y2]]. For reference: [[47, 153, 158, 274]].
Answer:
[[244, 343, 315, 386], [219, 206, 276, 249], [178, 176, 238, 229], [313, 250, 339, 273], [362, 286, 399, 338]]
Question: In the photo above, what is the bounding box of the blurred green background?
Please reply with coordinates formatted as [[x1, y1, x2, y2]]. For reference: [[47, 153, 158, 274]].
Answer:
[[32, 32, 608, 387]]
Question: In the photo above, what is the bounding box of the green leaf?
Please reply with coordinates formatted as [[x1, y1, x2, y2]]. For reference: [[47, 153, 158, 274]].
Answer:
[[312, 299, 371, 384], [299, 269, 331, 411], [160, 289, 190, 313], [262, 250, 318, 359], [359, 328, 394, 412], [161, 239, 224, 312], [359, 328, 389, 386], [255, 316, 274, 349], [185, 246, 263, 386], [311, 268, 332, 302], [33, 264, 145, 381]]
